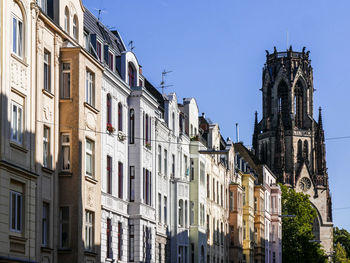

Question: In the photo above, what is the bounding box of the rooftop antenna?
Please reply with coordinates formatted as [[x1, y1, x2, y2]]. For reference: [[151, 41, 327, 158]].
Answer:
[[160, 69, 173, 94], [93, 8, 106, 21], [286, 31, 289, 50], [128, 41, 135, 52]]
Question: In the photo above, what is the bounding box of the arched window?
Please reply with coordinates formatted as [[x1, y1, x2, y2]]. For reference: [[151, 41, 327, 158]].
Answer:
[[128, 63, 135, 87], [129, 109, 135, 144], [294, 82, 304, 128], [172, 112, 175, 133], [312, 217, 320, 241], [297, 139, 302, 160], [178, 199, 183, 226], [145, 114, 149, 144], [118, 103, 123, 131], [106, 94, 112, 125], [278, 81, 289, 127], [12, 1, 24, 58], [73, 15, 78, 40], [303, 140, 309, 162], [64, 7, 70, 33]]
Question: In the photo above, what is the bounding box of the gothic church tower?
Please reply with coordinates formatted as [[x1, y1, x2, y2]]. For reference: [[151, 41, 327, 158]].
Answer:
[[252, 47, 333, 254]]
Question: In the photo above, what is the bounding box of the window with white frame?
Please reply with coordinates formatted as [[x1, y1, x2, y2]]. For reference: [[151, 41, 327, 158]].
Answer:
[[72, 15, 78, 40], [61, 62, 71, 98], [64, 7, 69, 33], [43, 50, 51, 92], [158, 145, 162, 173], [158, 193, 162, 222], [85, 70, 94, 106], [59, 206, 69, 248], [11, 102, 23, 144], [86, 139, 94, 178], [108, 51, 114, 70], [164, 196, 167, 224], [178, 199, 183, 227], [12, 4, 23, 58], [42, 202, 49, 246], [85, 210, 94, 251], [10, 190, 22, 232], [164, 149, 167, 176], [61, 133, 70, 171], [43, 126, 50, 168]]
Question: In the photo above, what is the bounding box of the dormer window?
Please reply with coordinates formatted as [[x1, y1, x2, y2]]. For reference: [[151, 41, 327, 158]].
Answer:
[[128, 63, 136, 87], [96, 41, 102, 61], [38, 0, 53, 18], [73, 15, 78, 40], [108, 52, 114, 70], [64, 7, 69, 33]]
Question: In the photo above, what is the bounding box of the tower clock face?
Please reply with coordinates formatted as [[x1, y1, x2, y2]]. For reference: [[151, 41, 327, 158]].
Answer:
[[299, 177, 311, 192]]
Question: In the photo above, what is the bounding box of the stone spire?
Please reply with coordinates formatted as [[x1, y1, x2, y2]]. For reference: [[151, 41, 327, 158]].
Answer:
[[316, 107, 326, 174]]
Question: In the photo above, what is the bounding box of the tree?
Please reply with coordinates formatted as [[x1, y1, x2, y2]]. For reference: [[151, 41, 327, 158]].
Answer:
[[334, 242, 350, 263], [281, 184, 327, 263], [334, 227, 350, 258]]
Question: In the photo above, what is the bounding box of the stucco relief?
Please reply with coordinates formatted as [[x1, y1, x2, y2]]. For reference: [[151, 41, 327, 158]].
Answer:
[[11, 58, 27, 90], [85, 112, 96, 130], [43, 105, 53, 122], [87, 186, 94, 207]]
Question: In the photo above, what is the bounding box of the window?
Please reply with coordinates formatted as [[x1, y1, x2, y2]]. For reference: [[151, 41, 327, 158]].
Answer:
[[190, 201, 194, 225], [230, 191, 234, 212], [10, 191, 22, 232], [42, 202, 49, 246], [164, 149, 168, 176], [96, 41, 102, 61], [11, 102, 23, 144], [85, 210, 94, 251], [107, 218, 112, 259], [130, 166, 135, 202], [178, 199, 183, 227], [207, 174, 210, 198], [172, 112, 175, 133], [129, 109, 135, 144], [184, 155, 188, 177], [185, 200, 188, 227], [73, 15, 78, 40], [118, 222, 122, 260], [86, 139, 94, 177], [61, 133, 70, 171], [107, 156, 112, 194], [108, 52, 114, 70], [84, 31, 89, 49], [44, 50, 51, 92], [200, 162, 205, 185], [158, 193, 162, 222], [129, 224, 134, 261], [172, 154, 175, 177], [164, 196, 167, 224], [128, 63, 135, 86], [190, 159, 194, 181], [118, 103, 123, 131], [107, 94, 112, 125], [12, 7, 23, 57], [143, 169, 152, 206], [158, 145, 162, 173], [38, 0, 47, 13], [86, 70, 94, 106], [59, 207, 69, 248], [64, 7, 69, 33], [118, 162, 123, 199], [43, 126, 50, 168], [61, 62, 71, 98]]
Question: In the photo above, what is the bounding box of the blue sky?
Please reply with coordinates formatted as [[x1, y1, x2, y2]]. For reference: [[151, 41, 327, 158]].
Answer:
[[83, 0, 350, 231]]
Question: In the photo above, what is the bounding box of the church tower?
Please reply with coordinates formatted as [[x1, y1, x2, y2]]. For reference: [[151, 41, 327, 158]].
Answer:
[[252, 47, 333, 254]]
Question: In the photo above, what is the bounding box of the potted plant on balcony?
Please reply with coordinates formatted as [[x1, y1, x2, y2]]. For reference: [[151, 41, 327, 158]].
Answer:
[[106, 123, 115, 134], [145, 142, 152, 150]]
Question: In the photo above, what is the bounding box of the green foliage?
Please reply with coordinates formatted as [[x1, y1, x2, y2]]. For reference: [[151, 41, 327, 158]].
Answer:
[[334, 242, 350, 263], [280, 184, 327, 263], [334, 227, 350, 258]]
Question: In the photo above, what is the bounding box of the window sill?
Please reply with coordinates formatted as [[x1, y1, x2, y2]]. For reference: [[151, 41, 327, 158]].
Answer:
[[59, 171, 72, 176], [57, 248, 72, 253], [105, 258, 114, 262], [84, 102, 99, 114], [42, 89, 54, 99], [9, 234, 26, 242], [85, 175, 98, 184], [41, 246, 53, 252], [11, 53, 28, 67], [42, 166, 54, 174], [84, 250, 97, 256], [10, 142, 28, 153], [60, 98, 73, 102]]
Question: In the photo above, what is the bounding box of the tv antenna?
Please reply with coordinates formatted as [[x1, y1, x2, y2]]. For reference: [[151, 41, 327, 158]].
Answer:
[[93, 8, 107, 21], [128, 41, 135, 52], [160, 70, 173, 94]]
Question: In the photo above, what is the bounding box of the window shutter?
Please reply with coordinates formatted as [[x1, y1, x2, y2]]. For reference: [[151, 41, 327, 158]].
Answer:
[[104, 45, 109, 64]]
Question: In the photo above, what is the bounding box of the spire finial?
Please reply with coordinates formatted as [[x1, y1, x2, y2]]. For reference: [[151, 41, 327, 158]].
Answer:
[[318, 107, 323, 129]]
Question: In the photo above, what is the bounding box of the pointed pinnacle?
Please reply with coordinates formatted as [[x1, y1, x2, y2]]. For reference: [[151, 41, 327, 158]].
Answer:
[[318, 107, 323, 129]]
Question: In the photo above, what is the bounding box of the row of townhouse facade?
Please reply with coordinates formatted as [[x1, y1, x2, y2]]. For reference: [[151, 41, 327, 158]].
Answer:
[[0, 1, 282, 263]]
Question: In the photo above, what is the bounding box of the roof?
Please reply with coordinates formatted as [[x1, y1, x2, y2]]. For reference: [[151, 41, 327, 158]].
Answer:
[[234, 142, 263, 179], [83, 9, 126, 56], [145, 79, 164, 111]]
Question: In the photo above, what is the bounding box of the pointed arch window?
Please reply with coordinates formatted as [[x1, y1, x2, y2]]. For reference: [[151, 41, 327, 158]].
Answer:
[[297, 139, 302, 161], [64, 7, 70, 33], [303, 140, 309, 162], [294, 82, 304, 128], [277, 81, 289, 127], [118, 103, 123, 131], [106, 94, 112, 125]]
